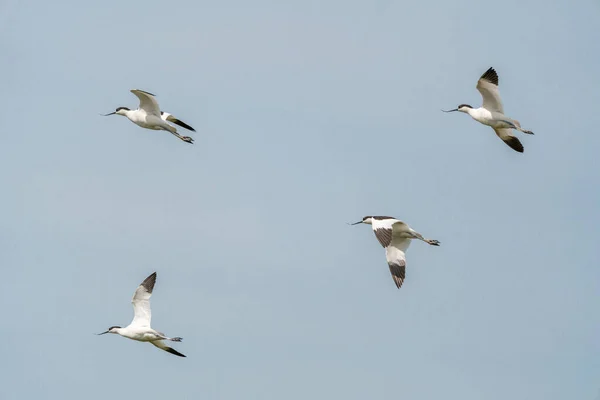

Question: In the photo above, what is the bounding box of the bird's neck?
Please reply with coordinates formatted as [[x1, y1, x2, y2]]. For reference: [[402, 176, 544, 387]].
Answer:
[[465, 107, 479, 117], [465, 107, 487, 121], [121, 110, 138, 121]]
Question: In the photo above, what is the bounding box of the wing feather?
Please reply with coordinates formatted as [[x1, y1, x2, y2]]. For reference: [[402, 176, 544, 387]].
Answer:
[[374, 228, 392, 248], [151, 340, 186, 357], [386, 243, 409, 289], [131, 89, 161, 116], [369, 218, 414, 289], [371, 218, 408, 248], [161, 112, 196, 132], [388, 260, 406, 289], [476, 67, 504, 113], [494, 128, 524, 153], [130, 272, 156, 327]]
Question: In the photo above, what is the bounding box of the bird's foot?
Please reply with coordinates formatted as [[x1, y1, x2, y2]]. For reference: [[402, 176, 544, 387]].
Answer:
[[182, 136, 194, 144], [427, 239, 441, 246], [171, 337, 183, 342], [523, 130, 534, 135]]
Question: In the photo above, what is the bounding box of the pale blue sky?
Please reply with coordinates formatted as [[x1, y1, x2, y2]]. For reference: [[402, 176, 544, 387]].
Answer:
[[1, 1, 599, 399]]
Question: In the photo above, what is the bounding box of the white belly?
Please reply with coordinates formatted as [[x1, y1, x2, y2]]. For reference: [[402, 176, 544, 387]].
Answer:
[[471, 109, 515, 129], [128, 112, 163, 130], [120, 327, 162, 342]]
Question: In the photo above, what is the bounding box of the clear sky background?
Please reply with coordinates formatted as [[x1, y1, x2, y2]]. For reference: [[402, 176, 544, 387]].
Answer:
[[1, 0, 599, 399]]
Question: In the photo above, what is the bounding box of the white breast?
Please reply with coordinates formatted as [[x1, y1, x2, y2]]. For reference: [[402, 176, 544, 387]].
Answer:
[[127, 110, 162, 130]]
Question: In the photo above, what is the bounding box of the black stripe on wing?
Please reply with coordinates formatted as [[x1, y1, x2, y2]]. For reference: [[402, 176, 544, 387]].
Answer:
[[161, 112, 196, 132], [388, 261, 406, 289], [164, 346, 186, 357], [502, 136, 524, 153], [140, 272, 157, 294], [479, 67, 499, 86], [374, 228, 393, 248], [170, 118, 195, 132], [135, 89, 156, 96]]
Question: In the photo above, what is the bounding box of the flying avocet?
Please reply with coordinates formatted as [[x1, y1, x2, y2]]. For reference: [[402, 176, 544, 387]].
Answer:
[[103, 89, 195, 144], [442, 67, 534, 153], [97, 272, 186, 357], [351, 216, 440, 289]]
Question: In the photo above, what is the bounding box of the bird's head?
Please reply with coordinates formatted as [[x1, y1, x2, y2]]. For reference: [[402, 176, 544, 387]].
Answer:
[[97, 326, 121, 335], [442, 104, 473, 114], [102, 107, 130, 117], [350, 216, 373, 225]]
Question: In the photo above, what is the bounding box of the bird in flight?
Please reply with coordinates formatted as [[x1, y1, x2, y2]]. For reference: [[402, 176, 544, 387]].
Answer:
[[351, 216, 440, 289], [102, 89, 195, 144], [443, 67, 534, 153], [97, 272, 186, 357]]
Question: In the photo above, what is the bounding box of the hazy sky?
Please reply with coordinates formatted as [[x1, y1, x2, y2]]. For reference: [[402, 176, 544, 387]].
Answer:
[[1, 1, 599, 399]]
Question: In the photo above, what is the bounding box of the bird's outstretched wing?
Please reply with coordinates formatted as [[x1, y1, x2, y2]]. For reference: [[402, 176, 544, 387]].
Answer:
[[371, 218, 407, 248], [370, 218, 412, 289], [130, 272, 156, 328], [385, 241, 409, 289], [161, 111, 196, 132], [494, 128, 524, 153], [476, 67, 504, 113], [151, 340, 186, 357], [131, 89, 161, 116]]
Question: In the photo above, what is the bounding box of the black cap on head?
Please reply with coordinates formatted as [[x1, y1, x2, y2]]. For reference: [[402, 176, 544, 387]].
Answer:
[[458, 104, 473, 109], [116, 107, 130, 112], [108, 325, 121, 330]]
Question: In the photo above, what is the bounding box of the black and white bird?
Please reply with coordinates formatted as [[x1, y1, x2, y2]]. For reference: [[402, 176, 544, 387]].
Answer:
[[102, 89, 196, 144], [351, 216, 440, 289], [97, 272, 186, 357], [442, 67, 534, 153]]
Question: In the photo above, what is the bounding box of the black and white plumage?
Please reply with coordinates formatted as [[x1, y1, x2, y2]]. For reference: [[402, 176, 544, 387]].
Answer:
[[102, 89, 196, 144], [442, 67, 534, 153], [97, 272, 186, 358], [351, 216, 440, 289]]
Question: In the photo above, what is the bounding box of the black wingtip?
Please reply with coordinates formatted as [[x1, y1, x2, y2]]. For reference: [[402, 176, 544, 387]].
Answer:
[[480, 67, 499, 86], [141, 272, 157, 293], [388, 262, 406, 290], [133, 89, 156, 96], [503, 136, 524, 153], [172, 119, 196, 132], [166, 347, 187, 357]]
